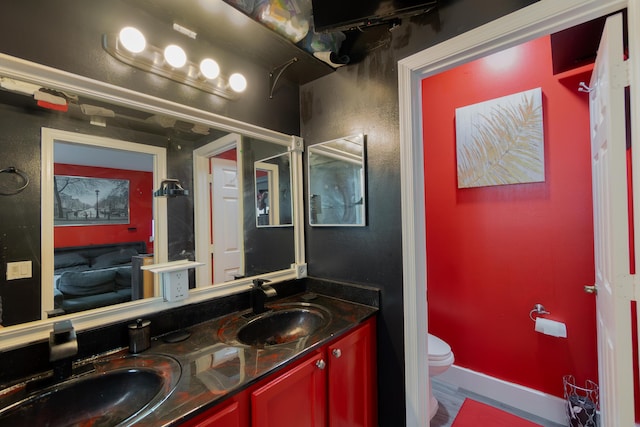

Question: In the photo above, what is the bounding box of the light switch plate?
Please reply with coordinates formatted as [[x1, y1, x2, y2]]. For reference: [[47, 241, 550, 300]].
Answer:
[[6, 261, 32, 280], [163, 269, 188, 302]]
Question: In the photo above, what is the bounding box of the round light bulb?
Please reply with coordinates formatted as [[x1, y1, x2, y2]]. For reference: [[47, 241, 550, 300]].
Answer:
[[119, 27, 146, 54], [199, 58, 220, 79], [229, 73, 247, 93], [164, 44, 187, 68]]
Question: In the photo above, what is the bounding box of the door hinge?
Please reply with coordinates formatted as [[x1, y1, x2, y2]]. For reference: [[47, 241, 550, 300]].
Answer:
[[619, 59, 630, 88]]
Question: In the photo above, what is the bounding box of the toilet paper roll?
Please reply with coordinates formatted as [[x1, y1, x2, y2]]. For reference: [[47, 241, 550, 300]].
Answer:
[[534, 318, 567, 338]]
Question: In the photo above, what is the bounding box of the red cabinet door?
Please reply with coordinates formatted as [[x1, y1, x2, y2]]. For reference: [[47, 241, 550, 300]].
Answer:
[[181, 393, 248, 427], [251, 352, 327, 427], [327, 317, 377, 427]]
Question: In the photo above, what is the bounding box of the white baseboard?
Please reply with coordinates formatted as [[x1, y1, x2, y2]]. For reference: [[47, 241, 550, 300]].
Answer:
[[437, 365, 566, 425]]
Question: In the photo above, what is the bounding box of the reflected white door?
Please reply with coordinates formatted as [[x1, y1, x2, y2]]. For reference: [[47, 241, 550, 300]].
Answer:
[[211, 158, 242, 283], [589, 13, 635, 426]]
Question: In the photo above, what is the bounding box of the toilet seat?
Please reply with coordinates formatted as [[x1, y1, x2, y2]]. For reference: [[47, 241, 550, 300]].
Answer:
[[428, 334, 454, 366]]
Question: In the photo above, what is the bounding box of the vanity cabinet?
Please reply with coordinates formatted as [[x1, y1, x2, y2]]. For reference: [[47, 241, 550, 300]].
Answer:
[[252, 317, 377, 427], [251, 351, 327, 427], [327, 317, 377, 427], [182, 317, 376, 427], [182, 393, 249, 427]]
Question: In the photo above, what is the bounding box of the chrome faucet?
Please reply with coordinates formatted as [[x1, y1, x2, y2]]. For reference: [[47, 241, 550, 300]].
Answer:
[[49, 320, 78, 380], [251, 278, 277, 315]]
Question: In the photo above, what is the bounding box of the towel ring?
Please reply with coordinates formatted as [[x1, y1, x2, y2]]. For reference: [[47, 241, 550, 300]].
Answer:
[[0, 166, 30, 195]]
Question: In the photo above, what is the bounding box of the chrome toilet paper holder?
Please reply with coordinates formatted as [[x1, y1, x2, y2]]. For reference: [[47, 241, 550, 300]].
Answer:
[[529, 303, 550, 321]]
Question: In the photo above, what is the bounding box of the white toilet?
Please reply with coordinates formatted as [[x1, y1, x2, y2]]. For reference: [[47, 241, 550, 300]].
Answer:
[[428, 333, 455, 420]]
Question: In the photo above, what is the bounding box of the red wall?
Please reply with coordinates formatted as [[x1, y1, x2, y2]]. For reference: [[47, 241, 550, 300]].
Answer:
[[54, 163, 153, 251], [422, 35, 598, 397]]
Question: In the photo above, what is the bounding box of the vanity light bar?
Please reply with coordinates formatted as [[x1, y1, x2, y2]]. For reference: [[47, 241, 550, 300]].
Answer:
[[102, 28, 246, 100]]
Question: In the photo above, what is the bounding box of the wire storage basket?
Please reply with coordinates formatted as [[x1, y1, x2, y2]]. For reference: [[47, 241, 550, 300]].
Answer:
[[563, 375, 599, 427]]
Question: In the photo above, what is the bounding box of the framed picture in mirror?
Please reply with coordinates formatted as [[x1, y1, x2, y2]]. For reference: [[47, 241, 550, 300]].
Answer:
[[54, 175, 130, 226]]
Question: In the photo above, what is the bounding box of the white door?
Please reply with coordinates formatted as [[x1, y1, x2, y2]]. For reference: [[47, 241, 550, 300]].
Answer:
[[589, 12, 635, 426], [211, 157, 242, 283]]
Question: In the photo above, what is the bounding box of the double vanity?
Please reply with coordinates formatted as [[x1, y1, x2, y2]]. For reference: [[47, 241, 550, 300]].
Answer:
[[0, 284, 378, 426], [0, 25, 377, 426]]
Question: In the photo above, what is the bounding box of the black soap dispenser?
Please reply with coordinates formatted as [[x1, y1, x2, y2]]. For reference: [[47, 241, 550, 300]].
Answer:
[[128, 318, 151, 353]]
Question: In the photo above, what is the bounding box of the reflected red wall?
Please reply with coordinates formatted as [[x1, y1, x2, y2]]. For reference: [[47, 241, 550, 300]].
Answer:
[[54, 163, 153, 252]]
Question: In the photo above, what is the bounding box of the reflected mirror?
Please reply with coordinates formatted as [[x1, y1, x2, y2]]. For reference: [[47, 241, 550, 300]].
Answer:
[[308, 134, 366, 226], [193, 136, 296, 286], [255, 152, 293, 228]]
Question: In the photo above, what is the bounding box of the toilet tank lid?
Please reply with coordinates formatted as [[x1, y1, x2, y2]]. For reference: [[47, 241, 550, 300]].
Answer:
[[428, 333, 451, 357]]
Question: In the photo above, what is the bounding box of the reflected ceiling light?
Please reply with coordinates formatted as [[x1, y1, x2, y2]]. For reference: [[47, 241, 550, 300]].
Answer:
[[103, 29, 244, 100], [199, 58, 220, 79], [119, 27, 146, 53], [229, 73, 247, 93], [164, 44, 187, 68]]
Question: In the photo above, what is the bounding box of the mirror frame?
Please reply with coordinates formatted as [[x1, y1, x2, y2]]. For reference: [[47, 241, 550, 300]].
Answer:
[[0, 52, 307, 351]]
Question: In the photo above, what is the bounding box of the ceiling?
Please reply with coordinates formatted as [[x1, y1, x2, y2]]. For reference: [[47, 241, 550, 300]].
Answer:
[[54, 142, 154, 172], [123, 0, 334, 84], [126, 0, 621, 76], [0, 4, 625, 171]]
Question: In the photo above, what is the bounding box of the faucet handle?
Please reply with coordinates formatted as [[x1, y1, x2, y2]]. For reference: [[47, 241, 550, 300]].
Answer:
[[49, 320, 78, 362], [252, 278, 271, 288], [252, 278, 277, 298]]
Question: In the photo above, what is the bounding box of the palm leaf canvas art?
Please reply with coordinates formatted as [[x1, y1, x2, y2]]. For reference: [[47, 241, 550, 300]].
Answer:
[[455, 88, 544, 188]]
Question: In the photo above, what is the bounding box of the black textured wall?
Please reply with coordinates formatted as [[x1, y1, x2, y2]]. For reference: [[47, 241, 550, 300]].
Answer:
[[300, 1, 539, 425], [0, 98, 194, 325]]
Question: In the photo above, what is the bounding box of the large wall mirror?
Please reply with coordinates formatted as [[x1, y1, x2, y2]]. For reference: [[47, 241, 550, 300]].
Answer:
[[308, 134, 366, 226], [0, 53, 305, 349]]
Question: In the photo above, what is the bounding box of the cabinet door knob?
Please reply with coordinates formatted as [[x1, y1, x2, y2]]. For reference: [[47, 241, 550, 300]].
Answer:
[[316, 359, 326, 370], [584, 285, 598, 295], [332, 349, 342, 358]]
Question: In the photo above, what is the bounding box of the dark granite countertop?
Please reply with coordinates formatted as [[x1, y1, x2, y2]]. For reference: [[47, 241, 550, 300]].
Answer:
[[129, 291, 377, 426]]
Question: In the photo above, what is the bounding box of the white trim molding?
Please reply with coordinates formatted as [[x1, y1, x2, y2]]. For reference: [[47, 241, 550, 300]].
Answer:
[[399, 1, 634, 426], [193, 133, 244, 288]]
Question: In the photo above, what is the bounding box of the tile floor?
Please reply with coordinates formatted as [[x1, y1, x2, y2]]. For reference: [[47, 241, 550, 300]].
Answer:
[[430, 378, 566, 427]]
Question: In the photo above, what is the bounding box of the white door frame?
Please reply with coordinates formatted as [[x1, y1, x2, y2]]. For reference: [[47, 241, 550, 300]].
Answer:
[[41, 127, 168, 319], [193, 133, 243, 288], [398, 0, 639, 425], [211, 157, 243, 283]]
